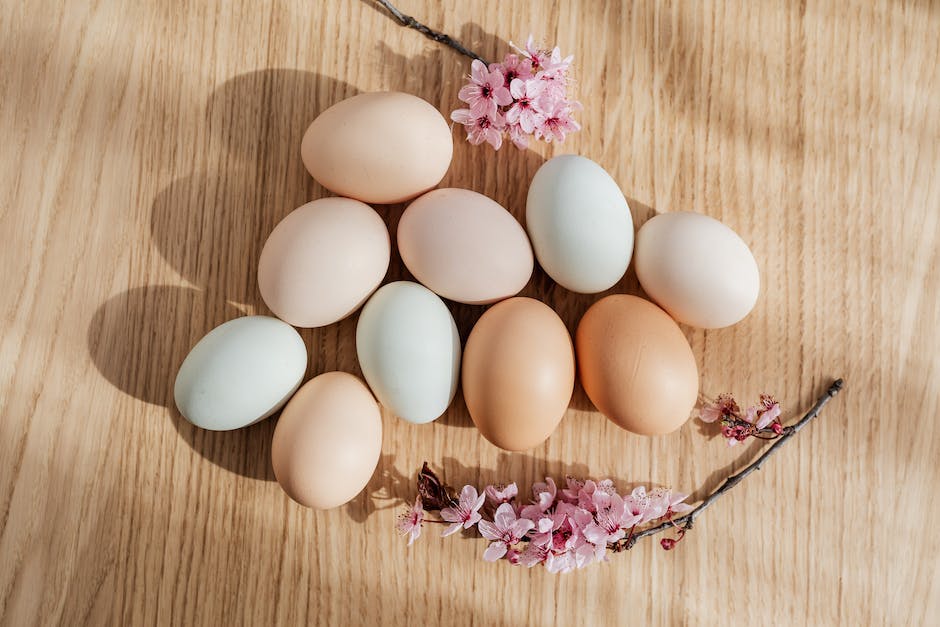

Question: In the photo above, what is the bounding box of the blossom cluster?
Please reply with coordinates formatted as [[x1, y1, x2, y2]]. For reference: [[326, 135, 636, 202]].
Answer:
[[451, 36, 581, 150], [698, 393, 784, 446], [398, 469, 693, 573]]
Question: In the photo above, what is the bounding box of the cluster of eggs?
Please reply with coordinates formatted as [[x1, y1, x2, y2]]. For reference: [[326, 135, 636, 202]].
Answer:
[[174, 92, 761, 510]]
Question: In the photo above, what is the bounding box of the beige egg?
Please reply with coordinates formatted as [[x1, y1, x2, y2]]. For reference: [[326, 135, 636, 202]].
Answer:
[[398, 188, 533, 304], [462, 298, 575, 451], [258, 198, 390, 328], [301, 92, 453, 204], [272, 372, 382, 510], [635, 212, 760, 329], [576, 295, 699, 435]]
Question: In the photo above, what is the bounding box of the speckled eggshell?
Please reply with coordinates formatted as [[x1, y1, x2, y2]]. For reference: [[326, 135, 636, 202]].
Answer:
[[301, 92, 453, 204], [271, 372, 382, 510], [634, 211, 760, 329], [397, 188, 534, 304], [257, 197, 390, 328], [462, 297, 575, 451], [576, 295, 698, 435]]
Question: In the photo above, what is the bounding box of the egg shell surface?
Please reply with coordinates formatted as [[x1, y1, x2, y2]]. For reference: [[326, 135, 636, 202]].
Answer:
[[301, 92, 453, 204], [634, 211, 760, 329], [526, 155, 634, 293], [257, 197, 390, 328], [397, 188, 534, 305], [271, 372, 382, 510], [356, 281, 461, 424], [174, 316, 307, 431], [462, 297, 575, 451], [576, 295, 698, 435]]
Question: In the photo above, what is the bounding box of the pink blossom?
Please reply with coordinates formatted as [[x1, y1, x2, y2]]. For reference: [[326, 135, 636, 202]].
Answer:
[[458, 59, 512, 117], [478, 503, 535, 561], [582, 493, 642, 547], [440, 485, 485, 537], [397, 496, 424, 546], [623, 486, 668, 524], [485, 482, 518, 505], [490, 53, 532, 87], [560, 476, 584, 503], [537, 101, 581, 143], [505, 77, 546, 134], [515, 35, 573, 76], [520, 477, 557, 519], [699, 393, 742, 423], [650, 488, 694, 516], [506, 122, 529, 150], [745, 395, 781, 430], [450, 108, 504, 150], [518, 543, 549, 567]]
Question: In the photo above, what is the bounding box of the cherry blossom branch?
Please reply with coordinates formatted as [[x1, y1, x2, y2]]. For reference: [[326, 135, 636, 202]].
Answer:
[[372, 0, 487, 64], [614, 378, 845, 551]]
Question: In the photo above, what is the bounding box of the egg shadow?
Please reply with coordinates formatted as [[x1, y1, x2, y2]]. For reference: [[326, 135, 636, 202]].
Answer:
[[149, 70, 360, 309], [87, 286, 278, 480], [89, 71, 365, 480]]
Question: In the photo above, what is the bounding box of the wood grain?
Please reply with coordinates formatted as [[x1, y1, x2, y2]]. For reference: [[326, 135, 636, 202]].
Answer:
[[2, 1, 938, 625]]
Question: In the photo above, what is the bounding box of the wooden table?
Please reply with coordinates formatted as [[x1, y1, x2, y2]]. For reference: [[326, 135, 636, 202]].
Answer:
[[2, 1, 938, 624]]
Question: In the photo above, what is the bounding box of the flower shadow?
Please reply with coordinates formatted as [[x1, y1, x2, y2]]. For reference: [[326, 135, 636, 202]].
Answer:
[[344, 454, 413, 524]]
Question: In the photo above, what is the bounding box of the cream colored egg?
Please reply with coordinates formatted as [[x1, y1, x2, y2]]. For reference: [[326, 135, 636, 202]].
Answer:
[[301, 92, 453, 204], [398, 188, 533, 304], [258, 198, 390, 328], [635, 212, 760, 329]]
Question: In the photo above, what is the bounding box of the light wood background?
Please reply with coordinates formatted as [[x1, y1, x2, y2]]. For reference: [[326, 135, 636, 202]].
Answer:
[[2, 1, 938, 625]]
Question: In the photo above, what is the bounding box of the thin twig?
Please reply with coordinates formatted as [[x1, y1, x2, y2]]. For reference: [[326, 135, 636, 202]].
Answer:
[[616, 378, 845, 550], [372, 0, 487, 64]]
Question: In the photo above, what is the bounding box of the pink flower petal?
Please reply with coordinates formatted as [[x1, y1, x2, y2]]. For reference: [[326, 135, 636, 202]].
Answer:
[[477, 519, 500, 541], [483, 541, 508, 562], [450, 108, 474, 125], [469, 59, 488, 84], [441, 522, 463, 537]]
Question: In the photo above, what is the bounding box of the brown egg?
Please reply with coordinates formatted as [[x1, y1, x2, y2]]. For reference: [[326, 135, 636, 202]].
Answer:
[[576, 295, 699, 435], [462, 298, 575, 451], [272, 372, 382, 509]]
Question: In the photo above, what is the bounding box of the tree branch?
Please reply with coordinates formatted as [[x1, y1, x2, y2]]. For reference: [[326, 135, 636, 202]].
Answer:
[[616, 378, 845, 550], [372, 0, 487, 64]]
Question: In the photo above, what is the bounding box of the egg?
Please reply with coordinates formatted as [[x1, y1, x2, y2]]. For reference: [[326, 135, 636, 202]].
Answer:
[[356, 281, 460, 424], [576, 295, 698, 435], [462, 297, 575, 451], [174, 316, 307, 431], [526, 155, 634, 293], [634, 211, 760, 328], [397, 188, 533, 304], [271, 372, 382, 509], [301, 92, 453, 204], [258, 197, 390, 328]]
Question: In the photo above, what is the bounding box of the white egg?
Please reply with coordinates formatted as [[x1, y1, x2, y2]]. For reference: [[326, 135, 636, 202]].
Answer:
[[634, 211, 760, 329], [174, 316, 308, 431], [526, 155, 634, 293], [356, 281, 460, 424]]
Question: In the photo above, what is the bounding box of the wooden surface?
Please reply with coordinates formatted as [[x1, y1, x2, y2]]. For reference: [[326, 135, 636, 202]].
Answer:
[[2, 1, 938, 625]]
